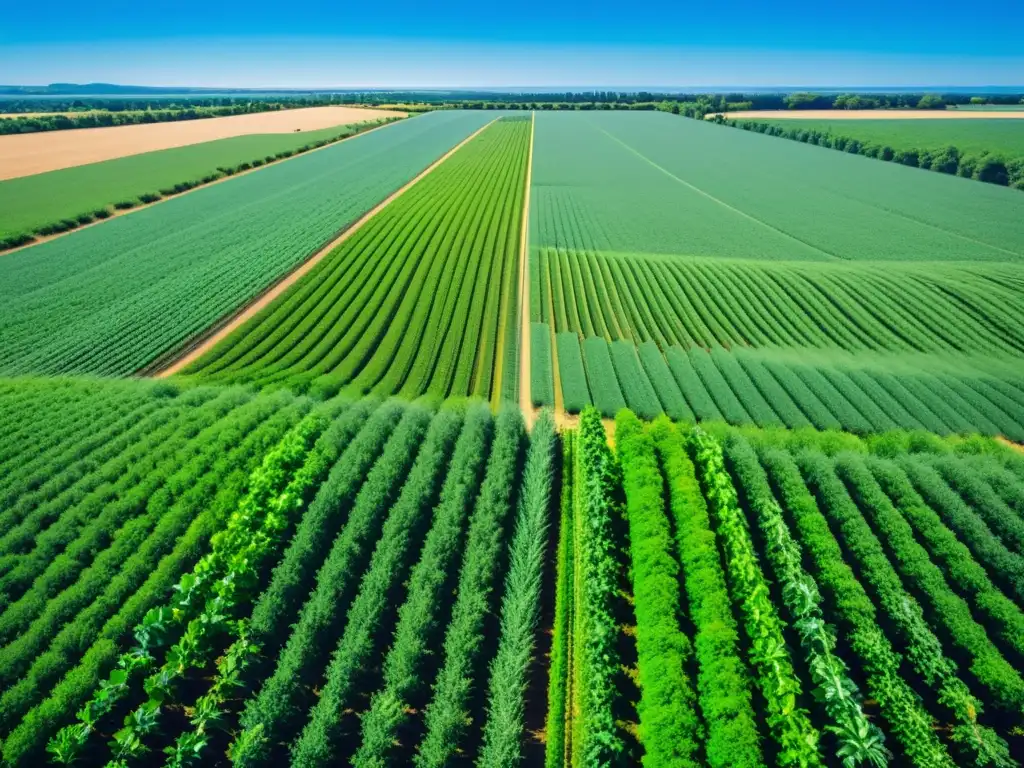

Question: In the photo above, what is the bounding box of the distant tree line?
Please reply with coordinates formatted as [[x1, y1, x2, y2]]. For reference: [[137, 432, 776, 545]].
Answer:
[[725, 118, 1024, 190], [0, 98, 389, 135]]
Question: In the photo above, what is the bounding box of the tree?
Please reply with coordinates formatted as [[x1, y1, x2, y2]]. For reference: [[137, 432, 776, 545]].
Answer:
[[916, 94, 946, 110]]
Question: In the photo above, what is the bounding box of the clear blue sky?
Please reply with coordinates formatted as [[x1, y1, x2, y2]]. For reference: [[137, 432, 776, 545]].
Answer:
[[2, 0, 1023, 88]]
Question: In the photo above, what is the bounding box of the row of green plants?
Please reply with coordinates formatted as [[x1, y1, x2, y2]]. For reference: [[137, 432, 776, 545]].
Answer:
[[723, 435, 888, 767], [571, 409, 628, 765], [414, 407, 524, 766], [478, 411, 557, 766], [0, 118, 402, 252], [614, 412, 702, 767], [184, 119, 530, 404], [2, 391, 309, 765], [533, 248, 1024, 358], [649, 419, 763, 767], [235, 403, 436, 764], [349, 406, 505, 766], [728, 118, 1024, 189], [688, 427, 823, 766], [796, 450, 1013, 766]]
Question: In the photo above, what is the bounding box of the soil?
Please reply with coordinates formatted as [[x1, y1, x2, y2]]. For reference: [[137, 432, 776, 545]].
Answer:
[[154, 119, 497, 378], [519, 113, 536, 427], [0, 106, 405, 180], [711, 109, 1024, 121]]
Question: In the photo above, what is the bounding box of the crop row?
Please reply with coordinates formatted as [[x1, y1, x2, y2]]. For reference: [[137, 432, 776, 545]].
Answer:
[[0, 110, 497, 377], [183, 117, 531, 403], [534, 248, 1024, 357], [533, 329, 1024, 439], [543, 408, 1024, 768]]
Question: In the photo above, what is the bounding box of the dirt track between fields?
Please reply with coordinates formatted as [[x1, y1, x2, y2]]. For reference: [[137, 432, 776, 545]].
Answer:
[[0, 106, 405, 180], [155, 119, 497, 378], [518, 113, 536, 427], [714, 109, 1024, 121]]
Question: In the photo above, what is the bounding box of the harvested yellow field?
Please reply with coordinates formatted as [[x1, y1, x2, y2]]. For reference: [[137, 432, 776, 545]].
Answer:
[[0, 105, 405, 178]]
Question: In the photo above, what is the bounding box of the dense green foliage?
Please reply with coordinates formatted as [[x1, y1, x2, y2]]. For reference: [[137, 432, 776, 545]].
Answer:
[[0, 116, 399, 246], [732, 118, 1024, 189], [185, 117, 529, 403], [478, 411, 557, 767], [615, 412, 701, 767], [0, 111, 496, 376]]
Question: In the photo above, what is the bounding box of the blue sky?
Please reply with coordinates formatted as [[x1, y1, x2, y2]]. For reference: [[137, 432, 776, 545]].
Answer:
[[3, 0, 1023, 88]]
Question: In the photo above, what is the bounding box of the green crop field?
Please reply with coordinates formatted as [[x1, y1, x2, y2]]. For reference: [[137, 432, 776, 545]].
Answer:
[[746, 117, 1024, 158], [4, 100, 1024, 768], [0, 110, 496, 378], [0, 117, 397, 243], [183, 116, 530, 401], [527, 111, 1024, 440], [531, 111, 1024, 262]]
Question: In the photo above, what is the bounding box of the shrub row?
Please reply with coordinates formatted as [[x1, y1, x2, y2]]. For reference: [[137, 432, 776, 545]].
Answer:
[[724, 435, 889, 766], [689, 428, 821, 766], [1, 395, 306, 766], [731, 119, 1024, 189], [797, 451, 1010, 766], [235, 403, 435, 763], [571, 408, 628, 766], [866, 456, 1024, 662], [350, 404, 494, 768], [649, 418, 763, 767], [49, 399, 344, 764], [543, 429, 575, 768], [756, 446, 956, 768], [898, 457, 1024, 605], [614, 412, 702, 767], [479, 410, 557, 768], [414, 407, 525, 767]]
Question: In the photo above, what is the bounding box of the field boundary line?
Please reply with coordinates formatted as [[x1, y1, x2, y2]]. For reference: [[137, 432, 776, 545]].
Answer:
[[518, 112, 536, 426], [591, 122, 843, 261], [154, 118, 499, 378], [1, 114, 408, 257]]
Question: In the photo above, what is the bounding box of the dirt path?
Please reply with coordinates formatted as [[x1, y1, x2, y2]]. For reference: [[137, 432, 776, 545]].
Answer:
[[0, 106, 406, 179], [518, 113, 536, 427], [2, 117, 404, 257], [712, 109, 1024, 121], [155, 119, 497, 378]]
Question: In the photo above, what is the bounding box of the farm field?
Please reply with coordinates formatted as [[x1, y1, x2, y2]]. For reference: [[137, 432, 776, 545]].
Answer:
[[530, 111, 1024, 261], [0, 105, 406, 179], [3, 378, 1024, 768], [0, 116, 400, 243], [0, 110, 496, 378], [738, 117, 1024, 161], [527, 110, 1024, 435], [181, 116, 530, 402], [3, 99, 1024, 768]]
